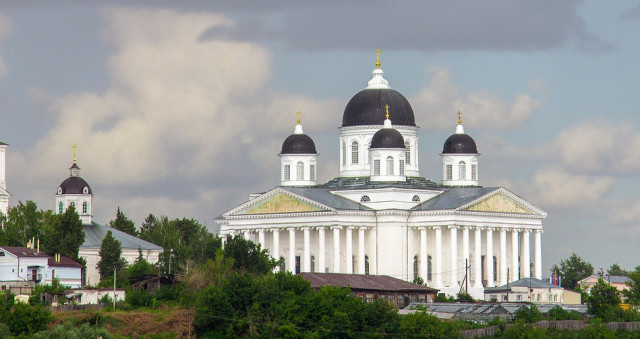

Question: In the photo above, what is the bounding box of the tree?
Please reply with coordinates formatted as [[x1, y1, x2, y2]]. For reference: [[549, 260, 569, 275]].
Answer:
[[140, 213, 158, 239], [223, 234, 278, 275], [550, 253, 593, 290], [607, 263, 630, 277], [108, 207, 137, 236], [128, 249, 155, 279], [46, 206, 84, 261], [623, 266, 640, 305], [587, 278, 621, 319], [97, 230, 127, 280], [0, 201, 44, 247]]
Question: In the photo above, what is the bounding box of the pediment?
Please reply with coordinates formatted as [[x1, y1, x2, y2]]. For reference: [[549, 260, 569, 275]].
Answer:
[[233, 192, 329, 215], [462, 192, 535, 214]]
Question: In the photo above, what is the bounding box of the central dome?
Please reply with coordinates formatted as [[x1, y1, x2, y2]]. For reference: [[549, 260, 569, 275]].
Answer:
[[58, 177, 92, 194], [342, 89, 415, 127]]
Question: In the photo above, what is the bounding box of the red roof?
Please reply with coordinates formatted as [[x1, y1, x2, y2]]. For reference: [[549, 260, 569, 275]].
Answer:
[[1, 247, 49, 258], [299, 273, 439, 293], [48, 255, 83, 268]]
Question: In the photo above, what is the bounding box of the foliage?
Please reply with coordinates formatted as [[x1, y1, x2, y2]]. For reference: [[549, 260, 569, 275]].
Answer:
[[501, 321, 548, 339], [623, 265, 640, 306], [126, 288, 153, 308], [608, 263, 631, 277], [456, 291, 474, 302], [435, 293, 455, 302], [97, 230, 127, 281], [587, 278, 621, 320], [140, 214, 157, 239], [108, 207, 137, 236], [3, 302, 52, 336], [32, 321, 112, 339], [98, 293, 113, 305], [45, 205, 85, 261], [412, 276, 424, 285], [223, 234, 278, 275], [128, 249, 155, 279], [514, 304, 543, 323], [547, 305, 582, 320], [29, 278, 68, 306], [550, 253, 594, 290], [0, 200, 44, 247], [399, 311, 458, 338]]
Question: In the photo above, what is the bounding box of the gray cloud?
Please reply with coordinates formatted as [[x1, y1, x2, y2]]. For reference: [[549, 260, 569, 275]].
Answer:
[[621, 5, 640, 21]]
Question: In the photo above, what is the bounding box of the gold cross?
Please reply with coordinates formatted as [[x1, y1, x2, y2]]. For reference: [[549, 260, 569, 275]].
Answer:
[[296, 110, 301, 125], [457, 110, 462, 124], [385, 104, 390, 119], [72, 144, 78, 163], [376, 49, 381, 69]]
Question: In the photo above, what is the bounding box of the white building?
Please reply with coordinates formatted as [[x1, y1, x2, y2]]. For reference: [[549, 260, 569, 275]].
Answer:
[[484, 278, 581, 305], [0, 142, 10, 216], [0, 246, 82, 291], [218, 55, 547, 298]]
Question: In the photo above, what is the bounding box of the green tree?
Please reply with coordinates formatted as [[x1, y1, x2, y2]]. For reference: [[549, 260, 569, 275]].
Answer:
[[128, 249, 155, 279], [108, 207, 137, 236], [623, 265, 640, 305], [587, 278, 621, 319], [223, 234, 278, 275], [97, 230, 127, 280], [399, 311, 458, 338], [607, 263, 630, 277], [0, 201, 44, 247], [45, 206, 84, 261], [139, 213, 158, 239], [550, 253, 594, 289]]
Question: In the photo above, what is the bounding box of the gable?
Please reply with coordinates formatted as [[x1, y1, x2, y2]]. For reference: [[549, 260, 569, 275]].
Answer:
[[241, 193, 327, 215], [463, 193, 534, 214]]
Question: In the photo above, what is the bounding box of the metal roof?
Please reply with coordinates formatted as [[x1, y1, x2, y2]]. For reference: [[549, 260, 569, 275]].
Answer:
[[280, 186, 371, 210], [1, 246, 49, 258], [81, 223, 163, 251], [300, 273, 439, 293], [411, 186, 499, 211], [320, 176, 441, 190], [485, 278, 563, 293]]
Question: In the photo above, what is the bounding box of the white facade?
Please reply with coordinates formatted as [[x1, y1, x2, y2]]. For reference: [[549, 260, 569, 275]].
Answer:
[[80, 247, 160, 286], [0, 247, 82, 290]]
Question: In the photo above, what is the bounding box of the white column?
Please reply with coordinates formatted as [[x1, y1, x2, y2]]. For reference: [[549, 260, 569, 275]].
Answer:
[[288, 228, 296, 273], [332, 226, 342, 272], [243, 230, 250, 241], [462, 226, 469, 282], [434, 226, 442, 287], [302, 227, 310, 272], [420, 227, 428, 282], [522, 229, 530, 278], [345, 227, 353, 274], [511, 229, 519, 281], [358, 227, 365, 274], [474, 227, 482, 288], [318, 227, 326, 273], [272, 229, 280, 261], [534, 230, 542, 279], [258, 229, 265, 249], [500, 229, 507, 285], [486, 227, 494, 287], [449, 226, 458, 287]]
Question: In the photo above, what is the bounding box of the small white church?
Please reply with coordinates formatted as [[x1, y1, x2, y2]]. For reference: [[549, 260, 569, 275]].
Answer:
[[216, 54, 547, 298]]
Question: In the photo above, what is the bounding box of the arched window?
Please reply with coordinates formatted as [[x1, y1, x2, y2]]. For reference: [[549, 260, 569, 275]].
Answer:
[[493, 256, 498, 282], [297, 162, 304, 181], [284, 164, 291, 181], [58, 202, 63, 214], [413, 255, 419, 281], [458, 161, 466, 180], [365, 255, 370, 275], [471, 164, 477, 180], [360, 195, 370, 202], [82, 201, 88, 214], [342, 141, 346, 165], [386, 156, 394, 175], [70, 201, 75, 208], [405, 141, 411, 164], [373, 159, 380, 175], [427, 255, 432, 281], [412, 195, 420, 202], [310, 164, 316, 181], [446, 164, 453, 180], [399, 160, 405, 176], [351, 141, 359, 164]]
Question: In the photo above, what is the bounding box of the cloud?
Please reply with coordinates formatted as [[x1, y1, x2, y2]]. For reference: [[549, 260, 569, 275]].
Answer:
[[0, 13, 13, 78], [13, 7, 340, 223], [553, 120, 640, 174], [410, 67, 541, 130], [621, 5, 640, 21]]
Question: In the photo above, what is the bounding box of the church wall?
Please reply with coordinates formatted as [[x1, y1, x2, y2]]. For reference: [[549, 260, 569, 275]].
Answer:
[[374, 212, 410, 281]]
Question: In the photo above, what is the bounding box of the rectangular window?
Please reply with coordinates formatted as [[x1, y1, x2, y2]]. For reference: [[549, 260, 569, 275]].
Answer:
[[351, 142, 359, 164], [310, 165, 316, 181], [446, 164, 452, 180], [284, 165, 290, 181], [502, 295, 507, 301], [554, 295, 557, 302], [373, 159, 380, 175], [471, 164, 477, 180], [295, 256, 301, 274], [517, 295, 522, 301], [399, 160, 405, 176], [549, 295, 553, 302]]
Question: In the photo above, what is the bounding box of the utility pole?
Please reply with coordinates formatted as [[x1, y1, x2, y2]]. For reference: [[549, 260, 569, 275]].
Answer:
[[465, 259, 468, 294], [506, 268, 510, 302], [113, 268, 117, 309]]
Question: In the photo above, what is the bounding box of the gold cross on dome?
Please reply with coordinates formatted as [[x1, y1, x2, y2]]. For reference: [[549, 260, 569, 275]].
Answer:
[[376, 49, 381, 69], [72, 144, 78, 163], [457, 110, 462, 124], [385, 104, 390, 119], [296, 110, 301, 124]]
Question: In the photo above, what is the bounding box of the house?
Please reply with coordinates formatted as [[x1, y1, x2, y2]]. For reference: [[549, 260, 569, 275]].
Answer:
[[484, 278, 581, 305], [64, 288, 125, 304], [578, 274, 631, 294], [299, 272, 438, 308], [49, 253, 83, 288], [129, 274, 177, 294]]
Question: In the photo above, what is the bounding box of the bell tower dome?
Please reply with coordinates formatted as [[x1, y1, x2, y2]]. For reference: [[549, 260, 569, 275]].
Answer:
[[279, 111, 319, 186], [55, 144, 93, 224], [441, 111, 479, 186]]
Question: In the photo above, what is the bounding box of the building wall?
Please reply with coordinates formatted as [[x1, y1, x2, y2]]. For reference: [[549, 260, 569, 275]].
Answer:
[[80, 248, 162, 286]]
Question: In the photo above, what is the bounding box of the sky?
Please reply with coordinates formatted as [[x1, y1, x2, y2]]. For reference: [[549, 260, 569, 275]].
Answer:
[[1, 1, 640, 274]]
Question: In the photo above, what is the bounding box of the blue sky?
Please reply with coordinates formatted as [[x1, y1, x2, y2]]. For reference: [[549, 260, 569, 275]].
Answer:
[[1, 1, 639, 274]]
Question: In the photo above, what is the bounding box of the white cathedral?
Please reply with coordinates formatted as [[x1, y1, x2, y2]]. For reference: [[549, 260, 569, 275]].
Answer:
[[216, 55, 547, 298]]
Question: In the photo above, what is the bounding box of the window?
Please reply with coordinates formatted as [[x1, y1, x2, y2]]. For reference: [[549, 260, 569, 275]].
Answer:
[[405, 141, 411, 164], [471, 164, 477, 180], [412, 195, 420, 202], [351, 141, 359, 164], [427, 255, 432, 281], [446, 164, 453, 180], [70, 201, 75, 208], [493, 256, 498, 282], [373, 159, 380, 175], [554, 295, 557, 302], [58, 202, 63, 214], [297, 162, 304, 180], [342, 141, 346, 165], [458, 161, 466, 180], [549, 295, 553, 302], [279, 257, 286, 272], [295, 256, 301, 274], [517, 295, 522, 301], [284, 164, 290, 181], [360, 195, 370, 202], [82, 201, 88, 214], [537, 294, 540, 301], [481, 255, 486, 284], [365, 255, 370, 275], [413, 255, 419, 281], [399, 160, 405, 176], [310, 255, 315, 272], [386, 156, 394, 175], [502, 295, 508, 301], [310, 165, 316, 181]]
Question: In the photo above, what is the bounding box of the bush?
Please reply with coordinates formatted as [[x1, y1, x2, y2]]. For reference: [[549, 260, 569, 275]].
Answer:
[[98, 294, 113, 305], [32, 321, 112, 338], [126, 288, 153, 308], [514, 304, 543, 323]]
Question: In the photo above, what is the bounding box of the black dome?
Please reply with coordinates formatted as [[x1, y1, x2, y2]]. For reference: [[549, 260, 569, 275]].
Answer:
[[342, 89, 415, 127], [442, 134, 478, 154], [281, 134, 317, 154], [371, 128, 405, 149], [58, 177, 92, 194]]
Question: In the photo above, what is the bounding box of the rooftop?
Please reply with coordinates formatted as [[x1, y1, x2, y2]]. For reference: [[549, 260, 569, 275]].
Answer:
[[299, 272, 439, 293]]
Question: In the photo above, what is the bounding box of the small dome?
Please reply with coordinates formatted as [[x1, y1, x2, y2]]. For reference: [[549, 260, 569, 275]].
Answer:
[[342, 89, 415, 127], [371, 128, 405, 149], [442, 133, 478, 154], [281, 134, 317, 154], [58, 176, 92, 195]]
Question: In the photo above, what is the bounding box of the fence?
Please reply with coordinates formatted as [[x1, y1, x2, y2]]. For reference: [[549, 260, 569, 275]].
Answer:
[[460, 321, 640, 338]]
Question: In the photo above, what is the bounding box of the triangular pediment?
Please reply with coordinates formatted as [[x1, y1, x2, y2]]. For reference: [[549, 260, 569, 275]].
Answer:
[[462, 192, 535, 214], [230, 190, 330, 216]]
